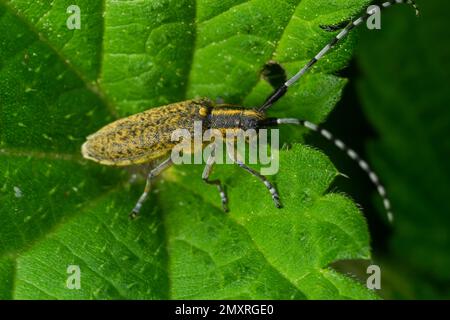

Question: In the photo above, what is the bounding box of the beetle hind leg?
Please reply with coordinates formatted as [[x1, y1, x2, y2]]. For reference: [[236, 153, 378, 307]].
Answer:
[[227, 145, 281, 209], [235, 160, 281, 209], [130, 157, 173, 219]]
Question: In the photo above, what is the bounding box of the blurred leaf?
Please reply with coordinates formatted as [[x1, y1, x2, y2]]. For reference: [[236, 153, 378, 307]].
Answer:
[[0, 0, 375, 299], [357, 0, 450, 298]]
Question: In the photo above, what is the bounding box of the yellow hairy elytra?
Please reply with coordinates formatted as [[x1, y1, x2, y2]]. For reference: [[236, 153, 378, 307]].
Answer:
[[82, 100, 207, 166]]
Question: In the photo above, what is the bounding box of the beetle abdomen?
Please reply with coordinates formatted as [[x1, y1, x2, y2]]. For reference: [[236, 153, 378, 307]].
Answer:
[[81, 100, 206, 166]]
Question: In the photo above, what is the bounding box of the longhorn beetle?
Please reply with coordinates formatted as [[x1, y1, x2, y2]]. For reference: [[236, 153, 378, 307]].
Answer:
[[82, 0, 419, 221]]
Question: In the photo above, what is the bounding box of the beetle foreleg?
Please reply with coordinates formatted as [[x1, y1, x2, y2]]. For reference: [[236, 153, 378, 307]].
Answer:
[[130, 157, 173, 219]]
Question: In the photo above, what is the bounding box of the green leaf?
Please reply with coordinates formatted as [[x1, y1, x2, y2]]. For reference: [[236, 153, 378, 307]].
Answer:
[[357, 0, 450, 298], [1, 0, 375, 299]]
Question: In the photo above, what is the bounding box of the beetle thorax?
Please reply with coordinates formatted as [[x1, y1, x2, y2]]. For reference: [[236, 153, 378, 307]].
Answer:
[[208, 108, 264, 131]]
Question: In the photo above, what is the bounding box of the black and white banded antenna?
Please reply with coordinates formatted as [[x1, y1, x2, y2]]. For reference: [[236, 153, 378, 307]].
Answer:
[[259, 0, 420, 112], [273, 118, 395, 223], [261, 0, 419, 223]]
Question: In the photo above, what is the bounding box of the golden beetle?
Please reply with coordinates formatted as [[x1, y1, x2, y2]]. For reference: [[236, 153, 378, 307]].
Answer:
[[82, 0, 418, 221]]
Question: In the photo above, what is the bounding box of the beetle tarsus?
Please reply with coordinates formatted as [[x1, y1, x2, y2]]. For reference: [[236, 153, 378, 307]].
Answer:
[[273, 196, 282, 209], [129, 209, 139, 220], [222, 200, 229, 213]]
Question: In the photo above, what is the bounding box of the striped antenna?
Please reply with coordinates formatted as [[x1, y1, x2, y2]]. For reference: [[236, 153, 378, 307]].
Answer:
[[259, 0, 419, 111], [274, 118, 394, 223]]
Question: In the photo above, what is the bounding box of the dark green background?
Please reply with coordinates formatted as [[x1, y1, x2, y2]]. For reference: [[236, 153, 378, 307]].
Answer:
[[316, 0, 450, 299]]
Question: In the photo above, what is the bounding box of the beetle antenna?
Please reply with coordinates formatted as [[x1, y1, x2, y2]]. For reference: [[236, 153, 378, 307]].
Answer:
[[271, 117, 394, 224], [259, 0, 419, 112]]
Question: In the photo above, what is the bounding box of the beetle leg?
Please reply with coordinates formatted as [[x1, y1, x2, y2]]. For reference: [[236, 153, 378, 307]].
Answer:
[[202, 150, 229, 212], [130, 157, 173, 219], [227, 144, 281, 208]]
